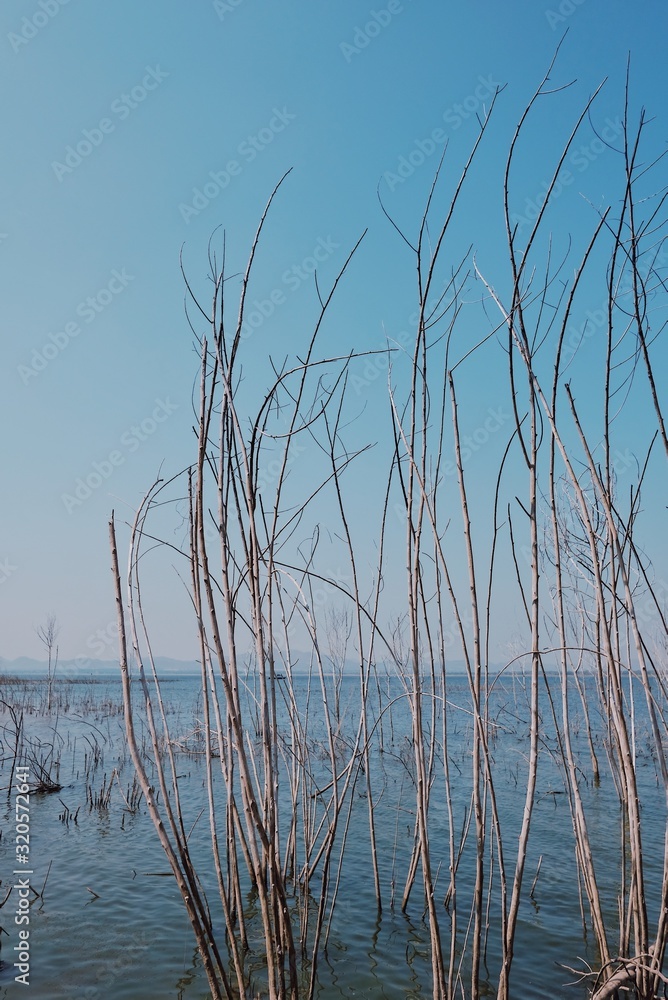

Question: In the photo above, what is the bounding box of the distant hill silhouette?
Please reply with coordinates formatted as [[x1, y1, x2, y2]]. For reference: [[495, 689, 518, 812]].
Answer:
[[0, 654, 487, 679]]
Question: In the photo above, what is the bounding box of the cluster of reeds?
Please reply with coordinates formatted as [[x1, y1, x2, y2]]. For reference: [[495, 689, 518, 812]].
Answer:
[[58, 798, 81, 825], [110, 53, 666, 1000], [86, 771, 114, 811], [0, 699, 63, 794]]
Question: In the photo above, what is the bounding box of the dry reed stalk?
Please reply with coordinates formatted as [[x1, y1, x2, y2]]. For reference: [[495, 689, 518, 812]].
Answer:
[[108, 49, 666, 1000]]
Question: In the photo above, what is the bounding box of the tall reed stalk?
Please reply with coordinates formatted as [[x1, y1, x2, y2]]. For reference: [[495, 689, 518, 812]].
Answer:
[[111, 55, 666, 999]]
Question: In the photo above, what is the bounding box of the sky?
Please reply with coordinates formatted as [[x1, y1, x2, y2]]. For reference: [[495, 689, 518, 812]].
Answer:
[[1, 0, 666, 665]]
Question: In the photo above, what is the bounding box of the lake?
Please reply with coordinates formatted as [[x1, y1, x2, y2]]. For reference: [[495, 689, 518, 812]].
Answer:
[[0, 671, 664, 999]]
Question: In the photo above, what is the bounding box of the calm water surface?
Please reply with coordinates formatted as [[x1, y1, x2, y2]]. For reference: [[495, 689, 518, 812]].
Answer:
[[0, 672, 664, 999]]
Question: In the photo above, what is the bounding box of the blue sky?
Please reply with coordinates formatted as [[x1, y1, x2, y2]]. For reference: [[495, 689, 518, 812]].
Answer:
[[1, 0, 666, 663]]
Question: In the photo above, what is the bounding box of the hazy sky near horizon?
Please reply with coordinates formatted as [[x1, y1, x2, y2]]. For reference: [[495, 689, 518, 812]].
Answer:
[[1, 0, 666, 663]]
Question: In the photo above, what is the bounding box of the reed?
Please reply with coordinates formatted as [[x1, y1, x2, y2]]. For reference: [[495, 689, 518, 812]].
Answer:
[[109, 53, 666, 1000]]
